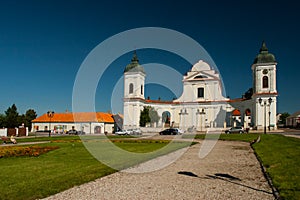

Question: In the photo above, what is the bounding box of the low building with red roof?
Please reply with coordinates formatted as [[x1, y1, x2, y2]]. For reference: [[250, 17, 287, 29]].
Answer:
[[32, 112, 115, 134]]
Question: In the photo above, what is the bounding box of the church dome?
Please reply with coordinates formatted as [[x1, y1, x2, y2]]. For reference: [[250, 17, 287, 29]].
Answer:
[[124, 51, 145, 73], [253, 41, 276, 64]]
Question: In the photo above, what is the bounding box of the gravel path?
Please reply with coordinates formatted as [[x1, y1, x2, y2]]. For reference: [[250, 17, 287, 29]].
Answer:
[[43, 140, 274, 200]]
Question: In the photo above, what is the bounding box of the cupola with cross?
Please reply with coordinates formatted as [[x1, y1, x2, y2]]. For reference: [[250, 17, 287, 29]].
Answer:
[[123, 51, 146, 99], [252, 41, 277, 95]]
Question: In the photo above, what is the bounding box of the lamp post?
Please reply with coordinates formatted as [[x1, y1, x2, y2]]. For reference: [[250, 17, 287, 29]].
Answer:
[[196, 108, 206, 132], [258, 98, 272, 134], [47, 111, 55, 137]]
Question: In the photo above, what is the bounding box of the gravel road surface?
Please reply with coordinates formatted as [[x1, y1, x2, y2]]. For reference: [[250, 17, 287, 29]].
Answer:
[[43, 140, 274, 200]]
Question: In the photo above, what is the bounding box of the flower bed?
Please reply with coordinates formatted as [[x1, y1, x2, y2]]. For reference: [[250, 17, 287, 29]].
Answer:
[[0, 146, 59, 158]]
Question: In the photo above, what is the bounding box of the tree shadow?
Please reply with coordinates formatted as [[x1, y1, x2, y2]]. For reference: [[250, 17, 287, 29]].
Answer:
[[178, 171, 273, 195], [178, 171, 198, 177], [214, 173, 241, 181]]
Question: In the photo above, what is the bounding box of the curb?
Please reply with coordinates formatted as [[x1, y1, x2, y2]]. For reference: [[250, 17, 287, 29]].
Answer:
[[250, 136, 281, 200]]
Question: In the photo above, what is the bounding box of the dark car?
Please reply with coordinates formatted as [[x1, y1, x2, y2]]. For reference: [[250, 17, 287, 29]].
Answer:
[[77, 131, 85, 135], [67, 129, 78, 135], [225, 126, 245, 134], [159, 128, 180, 135]]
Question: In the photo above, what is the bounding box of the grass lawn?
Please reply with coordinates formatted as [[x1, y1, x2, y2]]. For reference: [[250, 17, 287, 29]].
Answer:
[[183, 133, 259, 142], [0, 136, 192, 200], [1, 134, 299, 200], [252, 134, 300, 200]]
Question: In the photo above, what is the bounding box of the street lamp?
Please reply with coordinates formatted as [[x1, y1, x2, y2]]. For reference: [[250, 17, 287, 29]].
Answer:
[[258, 98, 272, 134], [47, 111, 55, 137], [196, 108, 206, 132]]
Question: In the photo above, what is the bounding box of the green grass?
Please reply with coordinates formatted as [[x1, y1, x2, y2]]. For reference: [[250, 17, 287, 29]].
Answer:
[[0, 136, 192, 200], [2, 134, 299, 199], [252, 134, 300, 200], [183, 133, 260, 142], [10, 135, 134, 144]]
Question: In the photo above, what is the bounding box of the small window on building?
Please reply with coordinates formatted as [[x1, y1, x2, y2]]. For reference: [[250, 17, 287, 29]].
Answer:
[[262, 76, 268, 88], [194, 75, 208, 79], [129, 83, 134, 94], [198, 87, 204, 98], [141, 85, 143, 95]]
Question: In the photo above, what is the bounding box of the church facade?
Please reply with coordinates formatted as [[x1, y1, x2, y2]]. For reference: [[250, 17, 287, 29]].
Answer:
[[123, 42, 277, 132]]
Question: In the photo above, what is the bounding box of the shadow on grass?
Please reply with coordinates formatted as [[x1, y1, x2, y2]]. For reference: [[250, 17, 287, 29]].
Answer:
[[178, 171, 273, 195]]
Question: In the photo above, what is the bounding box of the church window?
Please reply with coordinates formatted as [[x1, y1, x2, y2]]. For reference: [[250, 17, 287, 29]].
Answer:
[[198, 87, 204, 98], [194, 75, 208, 79], [141, 85, 143, 95], [129, 83, 134, 94], [262, 76, 268, 88]]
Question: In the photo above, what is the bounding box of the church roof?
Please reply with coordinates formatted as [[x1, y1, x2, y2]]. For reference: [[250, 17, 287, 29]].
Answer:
[[32, 112, 114, 123], [253, 41, 276, 64], [232, 109, 241, 116], [124, 51, 145, 73]]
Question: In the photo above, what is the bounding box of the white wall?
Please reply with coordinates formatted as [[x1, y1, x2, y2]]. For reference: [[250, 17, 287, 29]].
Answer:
[[124, 72, 145, 99], [0, 128, 7, 136], [32, 122, 109, 134]]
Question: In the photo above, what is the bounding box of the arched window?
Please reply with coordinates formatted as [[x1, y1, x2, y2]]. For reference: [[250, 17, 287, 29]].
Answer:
[[129, 83, 134, 94], [141, 85, 143, 95], [262, 76, 268, 88], [194, 75, 208, 79]]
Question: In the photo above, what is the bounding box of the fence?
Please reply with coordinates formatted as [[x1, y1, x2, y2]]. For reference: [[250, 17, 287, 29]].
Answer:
[[0, 128, 28, 137]]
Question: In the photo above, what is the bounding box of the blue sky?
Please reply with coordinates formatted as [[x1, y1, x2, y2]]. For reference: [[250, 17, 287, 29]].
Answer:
[[0, 0, 299, 116]]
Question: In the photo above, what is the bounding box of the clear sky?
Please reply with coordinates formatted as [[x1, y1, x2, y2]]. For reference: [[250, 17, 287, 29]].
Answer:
[[0, 0, 299, 116]]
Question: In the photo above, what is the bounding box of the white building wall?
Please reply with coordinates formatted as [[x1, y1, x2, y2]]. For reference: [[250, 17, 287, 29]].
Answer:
[[32, 122, 107, 134], [104, 124, 114, 133], [0, 128, 7, 136], [124, 72, 145, 99]]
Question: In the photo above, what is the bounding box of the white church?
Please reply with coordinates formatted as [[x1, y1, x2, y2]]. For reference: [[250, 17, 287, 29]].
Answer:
[[123, 41, 277, 132]]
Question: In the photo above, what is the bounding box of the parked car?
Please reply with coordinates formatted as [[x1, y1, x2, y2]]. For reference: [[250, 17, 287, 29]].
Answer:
[[159, 128, 181, 135], [77, 131, 86, 135], [173, 128, 184, 134], [128, 129, 142, 135], [115, 130, 130, 135], [225, 126, 245, 134], [67, 129, 78, 135]]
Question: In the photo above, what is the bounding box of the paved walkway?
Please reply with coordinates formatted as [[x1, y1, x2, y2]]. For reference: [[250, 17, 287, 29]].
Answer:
[[44, 140, 274, 200]]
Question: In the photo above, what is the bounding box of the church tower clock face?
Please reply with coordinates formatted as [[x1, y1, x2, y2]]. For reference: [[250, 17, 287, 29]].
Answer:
[[262, 69, 268, 74]]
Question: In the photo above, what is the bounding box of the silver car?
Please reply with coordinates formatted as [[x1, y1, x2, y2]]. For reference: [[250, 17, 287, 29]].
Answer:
[[225, 127, 244, 134]]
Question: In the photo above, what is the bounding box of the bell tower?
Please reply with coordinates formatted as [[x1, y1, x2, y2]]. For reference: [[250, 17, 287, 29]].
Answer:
[[123, 51, 146, 129], [252, 41, 277, 131], [252, 41, 277, 94], [123, 51, 145, 99]]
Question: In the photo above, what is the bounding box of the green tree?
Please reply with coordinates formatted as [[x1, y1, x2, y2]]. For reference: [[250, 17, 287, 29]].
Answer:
[[140, 106, 159, 127], [149, 107, 160, 125], [140, 106, 151, 127], [5, 104, 19, 128], [25, 109, 37, 131], [279, 112, 290, 126], [18, 114, 25, 127], [0, 114, 5, 128]]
